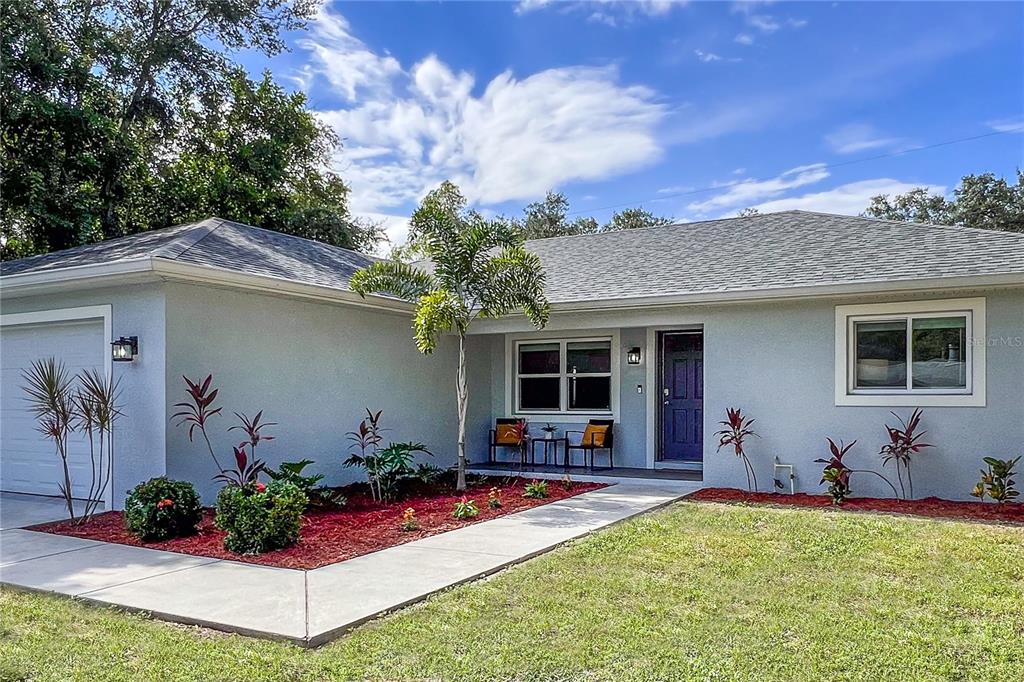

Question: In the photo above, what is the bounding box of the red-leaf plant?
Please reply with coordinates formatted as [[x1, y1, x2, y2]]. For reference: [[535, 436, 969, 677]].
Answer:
[[213, 446, 266, 487], [879, 408, 932, 500], [815, 438, 898, 505], [171, 374, 225, 473], [714, 408, 759, 492], [171, 375, 274, 484]]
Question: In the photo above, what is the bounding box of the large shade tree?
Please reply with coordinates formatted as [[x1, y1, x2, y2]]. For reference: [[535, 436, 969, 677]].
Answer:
[[350, 182, 550, 491], [864, 172, 1024, 233]]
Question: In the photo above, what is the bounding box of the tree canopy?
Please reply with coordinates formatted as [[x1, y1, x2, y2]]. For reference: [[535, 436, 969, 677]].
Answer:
[[1, 0, 378, 260], [512, 191, 673, 240], [864, 172, 1024, 233]]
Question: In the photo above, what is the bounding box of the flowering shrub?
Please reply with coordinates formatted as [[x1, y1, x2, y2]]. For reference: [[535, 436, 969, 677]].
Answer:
[[215, 480, 306, 554], [400, 507, 419, 531], [487, 487, 502, 509], [124, 477, 203, 542], [452, 497, 479, 520], [524, 480, 550, 499]]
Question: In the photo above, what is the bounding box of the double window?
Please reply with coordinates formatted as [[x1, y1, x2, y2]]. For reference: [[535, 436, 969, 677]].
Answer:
[[516, 338, 613, 414], [835, 298, 986, 407]]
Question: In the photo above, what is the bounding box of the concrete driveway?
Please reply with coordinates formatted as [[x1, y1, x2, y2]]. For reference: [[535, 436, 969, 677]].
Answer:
[[0, 492, 99, 530]]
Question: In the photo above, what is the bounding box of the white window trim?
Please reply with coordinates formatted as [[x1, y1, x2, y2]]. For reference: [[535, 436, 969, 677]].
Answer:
[[834, 298, 986, 407], [505, 331, 620, 423], [0, 304, 115, 506]]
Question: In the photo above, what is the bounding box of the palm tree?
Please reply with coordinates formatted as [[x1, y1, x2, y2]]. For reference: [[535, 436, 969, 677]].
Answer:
[[350, 182, 550, 491]]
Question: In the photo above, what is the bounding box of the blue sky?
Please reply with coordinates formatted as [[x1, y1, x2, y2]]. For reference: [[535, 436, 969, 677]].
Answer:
[[241, 1, 1024, 248]]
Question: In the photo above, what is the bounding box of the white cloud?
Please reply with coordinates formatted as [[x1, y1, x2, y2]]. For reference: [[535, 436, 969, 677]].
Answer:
[[297, 7, 401, 101], [750, 179, 945, 215], [688, 164, 830, 212], [302, 5, 665, 223], [787, 18, 808, 29], [746, 14, 780, 33], [987, 117, 1024, 133], [657, 184, 694, 195], [516, 0, 685, 20], [734, 33, 754, 45], [694, 50, 722, 63], [825, 123, 904, 155]]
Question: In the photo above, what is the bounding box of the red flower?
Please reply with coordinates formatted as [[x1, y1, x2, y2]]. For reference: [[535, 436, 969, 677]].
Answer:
[[254, 482, 267, 493], [156, 498, 174, 509]]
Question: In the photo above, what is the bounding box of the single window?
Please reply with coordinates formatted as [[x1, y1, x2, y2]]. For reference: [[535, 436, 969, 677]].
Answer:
[[835, 298, 985, 407], [514, 338, 614, 414]]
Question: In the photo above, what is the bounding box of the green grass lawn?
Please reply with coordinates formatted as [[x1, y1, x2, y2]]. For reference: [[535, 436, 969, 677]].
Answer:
[[3, 501, 1023, 682]]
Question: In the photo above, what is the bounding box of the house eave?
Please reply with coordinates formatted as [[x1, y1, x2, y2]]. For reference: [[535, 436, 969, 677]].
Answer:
[[546, 272, 1024, 312], [0, 257, 414, 315], [467, 272, 1024, 333]]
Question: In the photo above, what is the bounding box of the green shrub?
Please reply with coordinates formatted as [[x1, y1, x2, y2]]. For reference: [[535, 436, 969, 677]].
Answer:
[[972, 456, 1021, 503], [523, 480, 550, 499], [452, 497, 479, 520], [214, 481, 306, 554], [124, 477, 203, 542]]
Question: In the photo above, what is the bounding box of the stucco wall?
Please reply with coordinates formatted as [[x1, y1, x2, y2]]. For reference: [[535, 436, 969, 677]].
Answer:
[[163, 283, 479, 502], [478, 288, 1024, 500], [1, 285, 168, 508], [702, 289, 1024, 501]]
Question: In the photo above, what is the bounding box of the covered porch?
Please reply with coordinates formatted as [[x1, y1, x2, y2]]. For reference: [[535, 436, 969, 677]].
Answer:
[[465, 313, 710, 482]]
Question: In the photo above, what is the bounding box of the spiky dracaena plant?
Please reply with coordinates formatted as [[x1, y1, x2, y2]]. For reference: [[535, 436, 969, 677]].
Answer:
[[22, 358, 77, 520], [73, 368, 123, 521], [714, 408, 759, 492], [350, 182, 550, 491]]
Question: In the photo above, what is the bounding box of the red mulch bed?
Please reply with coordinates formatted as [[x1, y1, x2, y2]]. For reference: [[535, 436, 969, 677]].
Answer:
[[32, 477, 605, 569], [687, 487, 1024, 524]]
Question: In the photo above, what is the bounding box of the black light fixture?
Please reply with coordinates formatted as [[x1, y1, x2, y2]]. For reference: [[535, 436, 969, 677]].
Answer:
[[111, 336, 138, 362], [627, 346, 642, 365]]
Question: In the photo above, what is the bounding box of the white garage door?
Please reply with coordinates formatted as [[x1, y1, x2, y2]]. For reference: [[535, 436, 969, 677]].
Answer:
[[1, 319, 106, 497]]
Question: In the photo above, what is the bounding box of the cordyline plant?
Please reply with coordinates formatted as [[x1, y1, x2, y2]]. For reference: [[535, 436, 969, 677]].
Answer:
[[879, 408, 932, 500], [815, 438, 898, 505], [350, 181, 549, 491], [22, 359, 123, 523], [714, 408, 759, 492], [171, 374, 272, 485], [171, 374, 225, 473]]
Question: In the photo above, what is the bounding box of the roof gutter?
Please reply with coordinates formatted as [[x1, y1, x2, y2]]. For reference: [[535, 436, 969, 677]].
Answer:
[[0, 256, 414, 315], [543, 272, 1024, 313]]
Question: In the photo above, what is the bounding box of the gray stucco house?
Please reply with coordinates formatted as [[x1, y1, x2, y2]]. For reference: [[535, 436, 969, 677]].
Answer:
[[2, 211, 1022, 507]]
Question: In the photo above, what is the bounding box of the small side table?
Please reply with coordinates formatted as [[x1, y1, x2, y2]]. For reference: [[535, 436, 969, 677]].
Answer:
[[531, 437, 568, 466]]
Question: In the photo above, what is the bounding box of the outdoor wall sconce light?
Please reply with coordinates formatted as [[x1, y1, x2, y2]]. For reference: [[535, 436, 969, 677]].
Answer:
[[627, 347, 642, 365], [111, 336, 138, 362]]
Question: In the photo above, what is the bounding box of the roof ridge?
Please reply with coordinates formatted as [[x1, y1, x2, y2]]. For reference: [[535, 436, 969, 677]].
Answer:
[[207, 217, 383, 261], [787, 209, 1024, 239], [522, 210, 793, 246], [153, 218, 225, 261]]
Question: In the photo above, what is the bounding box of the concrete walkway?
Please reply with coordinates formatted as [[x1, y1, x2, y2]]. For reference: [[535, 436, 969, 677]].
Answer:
[[0, 482, 697, 646]]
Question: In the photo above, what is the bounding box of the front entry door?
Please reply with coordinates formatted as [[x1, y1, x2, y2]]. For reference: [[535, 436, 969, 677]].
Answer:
[[660, 332, 703, 462]]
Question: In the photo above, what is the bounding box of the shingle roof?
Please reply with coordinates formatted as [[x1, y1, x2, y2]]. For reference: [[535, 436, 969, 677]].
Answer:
[[3, 212, 1022, 304], [1, 218, 379, 291], [524, 210, 1024, 304]]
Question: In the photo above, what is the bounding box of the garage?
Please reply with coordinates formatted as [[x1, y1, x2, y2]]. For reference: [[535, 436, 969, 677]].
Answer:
[[1, 310, 109, 499]]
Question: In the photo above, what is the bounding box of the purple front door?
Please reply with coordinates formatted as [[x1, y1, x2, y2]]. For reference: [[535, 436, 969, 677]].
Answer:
[[660, 332, 703, 463]]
